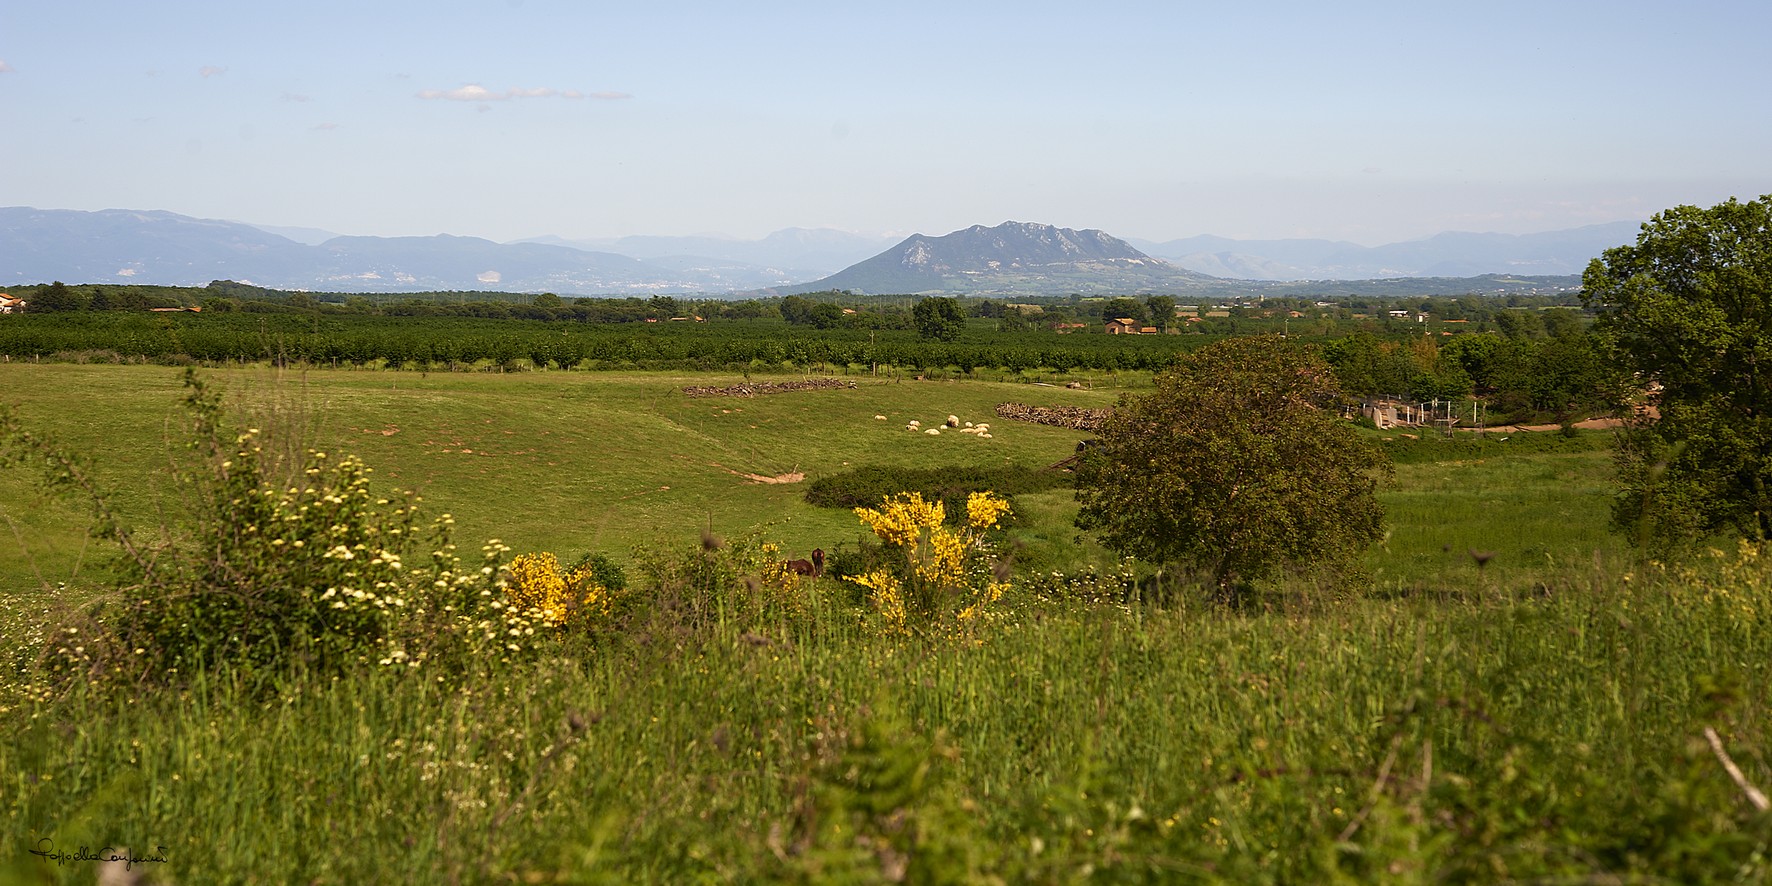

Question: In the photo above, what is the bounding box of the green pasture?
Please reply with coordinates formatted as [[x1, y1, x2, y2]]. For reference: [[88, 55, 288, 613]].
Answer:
[[0, 364, 1109, 597], [0, 363, 1625, 603], [0, 363, 1627, 602], [10, 364, 1772, 882]]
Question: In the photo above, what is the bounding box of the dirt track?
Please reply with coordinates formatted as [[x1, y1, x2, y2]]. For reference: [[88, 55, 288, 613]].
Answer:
[[1461, 417, 1625, 434]]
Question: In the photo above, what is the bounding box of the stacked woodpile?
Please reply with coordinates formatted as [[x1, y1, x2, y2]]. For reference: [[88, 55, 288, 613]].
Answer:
[[994, 403, 1113, 431], [681, 379, 858, 398]]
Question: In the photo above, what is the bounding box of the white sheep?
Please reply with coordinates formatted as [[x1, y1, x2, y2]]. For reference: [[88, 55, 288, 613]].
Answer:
[[945, 415, 960, 428], [925, 428, 941, 435], [875, 414, 887, 421]]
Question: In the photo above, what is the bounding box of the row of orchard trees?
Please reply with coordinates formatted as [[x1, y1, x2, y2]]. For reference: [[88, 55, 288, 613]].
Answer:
[[0, 307, 1624, 424], [0, 312, 1201, 374]]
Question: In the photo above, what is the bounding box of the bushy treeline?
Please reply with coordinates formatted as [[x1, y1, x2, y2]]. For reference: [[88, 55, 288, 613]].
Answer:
[[0, 310, 1204, 374], [10, 280, 1584, 329], [5, 280, 1623, 423], [804, 463, 1072, 514], [0, 314, 1623, 426], [1323, 321, 1622, 424]]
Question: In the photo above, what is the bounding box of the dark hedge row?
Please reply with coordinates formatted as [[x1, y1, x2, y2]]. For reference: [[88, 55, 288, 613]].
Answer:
[[0, 312, 1205, 374], [804, 464, 1073, 516]]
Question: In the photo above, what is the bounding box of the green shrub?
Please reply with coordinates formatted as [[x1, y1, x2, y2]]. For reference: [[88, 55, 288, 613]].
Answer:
[[624, 534, 849, 641], [804, 464, 1068, 518], [567, 551, 627, 592], [2, 371, 524, 689]]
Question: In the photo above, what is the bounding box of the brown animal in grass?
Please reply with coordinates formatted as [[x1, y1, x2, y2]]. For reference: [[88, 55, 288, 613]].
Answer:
[[786, 549, 824, 577]]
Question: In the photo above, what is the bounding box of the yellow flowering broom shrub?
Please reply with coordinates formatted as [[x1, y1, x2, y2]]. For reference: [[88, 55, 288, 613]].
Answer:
[[849, 491, 1012, 632], [503, 552, 621, 628]]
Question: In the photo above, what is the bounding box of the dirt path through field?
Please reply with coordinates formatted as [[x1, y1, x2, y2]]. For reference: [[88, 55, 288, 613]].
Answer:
[[711, 462, 805, 484], [1461, 417, 1625, 434]]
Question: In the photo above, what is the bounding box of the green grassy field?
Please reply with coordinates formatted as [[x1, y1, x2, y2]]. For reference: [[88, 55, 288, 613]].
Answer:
[[0, 363, 1622, 601], [7, 363, 1766, 884], [0, 364, 1119, 596]]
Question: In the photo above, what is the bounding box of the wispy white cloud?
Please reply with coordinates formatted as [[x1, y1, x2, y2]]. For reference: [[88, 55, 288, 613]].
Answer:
[[0, 60, 16, 74], [199, 65, 228, 78], [312, 122, 340, 131], [416, 84, 630, 103], [283, 93, 312, 103]]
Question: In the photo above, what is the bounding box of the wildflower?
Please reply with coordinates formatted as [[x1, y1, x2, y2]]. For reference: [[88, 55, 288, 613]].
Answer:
[[849, 490, 1013, 631], [966, 491, 1013, 530]]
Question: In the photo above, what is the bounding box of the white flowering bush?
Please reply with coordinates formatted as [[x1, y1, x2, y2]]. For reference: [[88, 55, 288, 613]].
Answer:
[[4, 372, 531, 687]]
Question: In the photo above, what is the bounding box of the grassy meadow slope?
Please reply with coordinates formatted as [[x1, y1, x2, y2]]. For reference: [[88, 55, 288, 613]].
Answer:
[[0, 363, 1623, 602], [0, 364, 1116, 599], [11, 364, 1772, 883]]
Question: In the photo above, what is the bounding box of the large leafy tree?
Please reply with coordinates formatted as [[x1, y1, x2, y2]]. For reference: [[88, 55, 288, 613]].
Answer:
[[1582, 194, 1772, 545], [1099, 296, 1148, 326], [1145, 295, 1176, 331], [27, 281, 86, 313], [1075, 335, 1390, 596], [912, 296, 965, 341]]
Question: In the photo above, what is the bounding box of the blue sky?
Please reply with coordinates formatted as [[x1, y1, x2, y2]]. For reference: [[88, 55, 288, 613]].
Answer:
[[2, 0, 1767, 245]]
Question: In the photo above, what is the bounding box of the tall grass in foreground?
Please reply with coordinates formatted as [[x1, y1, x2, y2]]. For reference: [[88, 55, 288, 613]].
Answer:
[[5, 551, 1770, 883], [2, 367, 1762, 881]]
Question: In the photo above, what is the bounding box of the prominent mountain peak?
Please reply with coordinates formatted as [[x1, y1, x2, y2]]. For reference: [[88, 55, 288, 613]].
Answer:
[[885, 221, 1151, 269], [789, 221, 1209, 295]]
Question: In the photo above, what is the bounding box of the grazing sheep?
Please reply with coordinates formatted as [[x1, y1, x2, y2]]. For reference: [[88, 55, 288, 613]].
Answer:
[[875, 414, 888, 421], [925, 428, 941, 435], [945, 415, 960, 428]]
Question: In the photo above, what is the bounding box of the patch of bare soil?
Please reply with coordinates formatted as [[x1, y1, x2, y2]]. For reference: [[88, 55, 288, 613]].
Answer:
[[713, 463, 805, 484], [1464, 417, 1626, 434]]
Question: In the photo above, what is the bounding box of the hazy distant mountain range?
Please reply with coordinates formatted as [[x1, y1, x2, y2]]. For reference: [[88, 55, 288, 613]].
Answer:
[[0, 208, 799, 294], [0, 207, 1639, 295], [1127, 222, 1642, 281]]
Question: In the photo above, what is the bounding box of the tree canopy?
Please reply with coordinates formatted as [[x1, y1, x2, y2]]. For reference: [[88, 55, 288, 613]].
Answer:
[[912, 297, 965, 341], [26, 281, 84, 313], [1582, 194, 1772, 545], [1074, 335, 1390, 596]]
